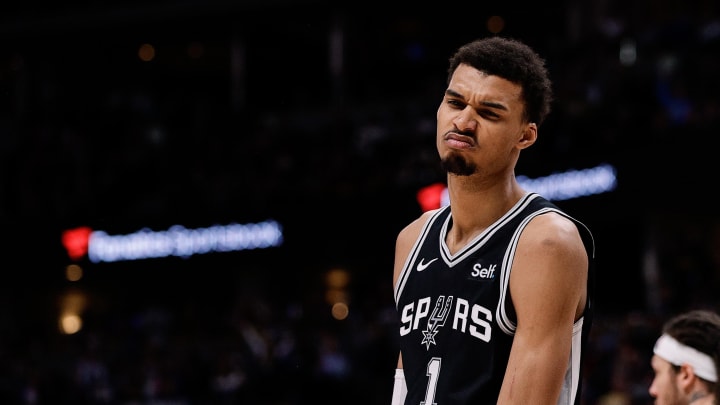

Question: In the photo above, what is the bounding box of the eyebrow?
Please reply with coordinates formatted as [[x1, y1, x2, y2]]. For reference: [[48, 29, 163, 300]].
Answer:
[[445, 88, 508, 111]]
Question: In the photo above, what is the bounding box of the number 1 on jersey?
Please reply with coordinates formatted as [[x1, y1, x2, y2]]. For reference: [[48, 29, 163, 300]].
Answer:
[[421, 357, 441, 405]]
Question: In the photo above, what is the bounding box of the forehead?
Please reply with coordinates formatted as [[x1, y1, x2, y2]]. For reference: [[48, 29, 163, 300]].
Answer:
[[651, 354, 675, 372], [448, 64, 524, 105]]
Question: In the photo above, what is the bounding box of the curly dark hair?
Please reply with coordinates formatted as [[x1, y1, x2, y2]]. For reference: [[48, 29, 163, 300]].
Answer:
[[664, 309, 720, 402], [447, 36, 553, 126]]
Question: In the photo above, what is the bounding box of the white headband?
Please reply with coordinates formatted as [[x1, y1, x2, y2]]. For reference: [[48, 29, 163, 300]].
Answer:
[[654, 334, 718, 382]]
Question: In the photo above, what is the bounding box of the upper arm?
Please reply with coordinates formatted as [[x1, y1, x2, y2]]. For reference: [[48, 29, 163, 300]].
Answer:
[[393, 211, 434, 289], [497, 213, 589, 404], [393, 211, 434, 369]]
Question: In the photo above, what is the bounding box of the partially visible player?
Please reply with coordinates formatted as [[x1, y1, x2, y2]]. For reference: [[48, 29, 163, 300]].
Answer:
[[649, 309, 720, 405]]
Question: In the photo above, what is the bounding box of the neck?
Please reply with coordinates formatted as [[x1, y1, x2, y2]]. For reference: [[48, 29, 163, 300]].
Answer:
[[445, 177, 525, 224], [689, 391, 714, 404]]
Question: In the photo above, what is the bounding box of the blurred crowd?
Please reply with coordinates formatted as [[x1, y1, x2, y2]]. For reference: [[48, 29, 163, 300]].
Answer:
[[2, 0, 720, 404]]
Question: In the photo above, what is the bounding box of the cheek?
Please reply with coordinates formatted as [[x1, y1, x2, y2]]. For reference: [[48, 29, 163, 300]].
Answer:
[[649, 373, 663, 391], [436, 103, 450, 124], [657, 373, 679, 401]]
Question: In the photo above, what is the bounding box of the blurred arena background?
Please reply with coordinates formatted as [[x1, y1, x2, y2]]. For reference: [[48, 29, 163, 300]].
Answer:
[[1, 0, 720, 403]]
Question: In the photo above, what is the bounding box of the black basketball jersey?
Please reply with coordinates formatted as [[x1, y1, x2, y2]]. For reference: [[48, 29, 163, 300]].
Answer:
[[394, 192, 595, 405]]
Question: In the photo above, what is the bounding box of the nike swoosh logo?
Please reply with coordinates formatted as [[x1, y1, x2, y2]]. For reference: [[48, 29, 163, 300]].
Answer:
[[416, 257, 438, 272]]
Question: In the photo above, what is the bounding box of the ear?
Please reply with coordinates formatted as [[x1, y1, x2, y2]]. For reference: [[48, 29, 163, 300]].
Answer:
[[677, 363, 698, 393], [517, 122, 537, 150]]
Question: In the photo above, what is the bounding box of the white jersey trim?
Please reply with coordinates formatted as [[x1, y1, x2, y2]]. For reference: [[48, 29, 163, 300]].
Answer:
[[394, 207, 448, 307]]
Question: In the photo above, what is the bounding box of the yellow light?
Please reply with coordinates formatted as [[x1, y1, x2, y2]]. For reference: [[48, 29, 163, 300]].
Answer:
[[326, 268, 349, 288], [331, 302, 349, 320], [325, 289, 348, 305], [66, 264, 83, 282], [138, 43, 156, 62], [58, 290, 88, 334], [487, 16, 505, 34], [60, 314, 83, 335]]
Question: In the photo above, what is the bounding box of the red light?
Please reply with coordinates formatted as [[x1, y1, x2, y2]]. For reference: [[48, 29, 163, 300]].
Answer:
[[416, 183, 446, 212], [62, 227, 93, 261]]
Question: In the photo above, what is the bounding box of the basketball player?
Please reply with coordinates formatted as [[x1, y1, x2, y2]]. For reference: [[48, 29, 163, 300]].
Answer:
[[649, 309, 720, 405], [391, 36, 595, 404]]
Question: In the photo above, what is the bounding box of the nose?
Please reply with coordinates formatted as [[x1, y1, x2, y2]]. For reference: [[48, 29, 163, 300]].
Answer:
[[648, 379, 657, 398], [452, 107, 477, 132]]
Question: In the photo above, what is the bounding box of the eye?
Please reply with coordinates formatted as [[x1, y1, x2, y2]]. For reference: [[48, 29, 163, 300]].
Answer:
[[479, 110, 500, 120], [447, 99, 464, 108]]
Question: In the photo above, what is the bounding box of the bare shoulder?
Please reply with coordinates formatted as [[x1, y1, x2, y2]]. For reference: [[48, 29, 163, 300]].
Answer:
[[396, 209, 438, 247], [393, 209, 439, 285], [512, 211, 589, 319], [522, 211, 587, 257]]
